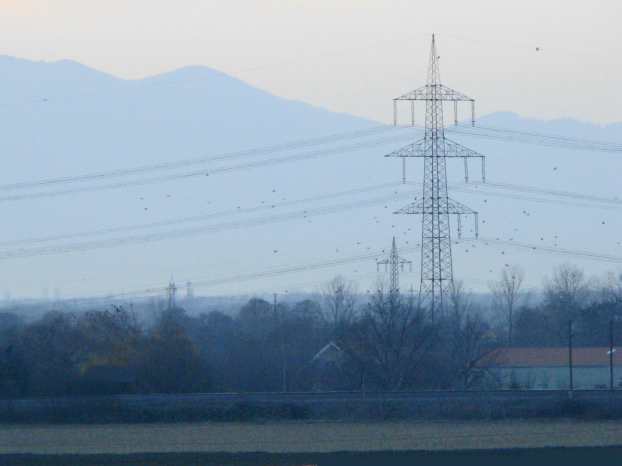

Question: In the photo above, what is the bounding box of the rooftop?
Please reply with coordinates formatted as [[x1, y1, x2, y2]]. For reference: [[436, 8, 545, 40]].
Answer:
[[478, 347, 622, 368]]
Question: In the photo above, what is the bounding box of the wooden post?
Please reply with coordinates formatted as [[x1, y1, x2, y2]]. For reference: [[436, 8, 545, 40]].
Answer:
[[568, 320, 574, 393], [610, 319, 615, 391]]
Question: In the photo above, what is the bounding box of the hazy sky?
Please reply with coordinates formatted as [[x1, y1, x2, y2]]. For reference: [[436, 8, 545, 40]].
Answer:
[[1, 0, 621, 123]]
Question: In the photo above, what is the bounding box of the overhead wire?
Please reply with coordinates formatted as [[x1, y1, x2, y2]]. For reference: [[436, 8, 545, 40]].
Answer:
[[0, 181, 400, 248], [0, 178, 619, 257], [477, 237, 622, 265], [0, 122, 621, 203], [62, 244, 423, 303], [447, 124, 622, 154], [0, 191, 413, 261], [63, 237, 622, 304], [0, 133, 416, 203]]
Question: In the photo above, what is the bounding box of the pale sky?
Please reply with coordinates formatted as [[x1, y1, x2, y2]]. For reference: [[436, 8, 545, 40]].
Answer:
[[1, 0, 621, 123]]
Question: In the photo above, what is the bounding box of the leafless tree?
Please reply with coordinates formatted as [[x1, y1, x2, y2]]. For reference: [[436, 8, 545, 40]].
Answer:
[[448, 279, 473, 318], [543, 263, 592, 343], [601, 271, 622, 306], [545, 264, 591, 310], [489, 266, 525, 346], [343, 284, 431, 390], [321, 276, 358, 335], [440, 281, 497, 388]]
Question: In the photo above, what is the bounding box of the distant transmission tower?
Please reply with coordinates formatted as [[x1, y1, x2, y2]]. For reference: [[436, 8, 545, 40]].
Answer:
[[376, 236, 412, 294], [387, 34, 486, 317]]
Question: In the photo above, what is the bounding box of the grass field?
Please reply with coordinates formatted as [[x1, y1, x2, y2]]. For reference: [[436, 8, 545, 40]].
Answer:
[[2, 448, 622, 466], [2, 419, 622, 455]]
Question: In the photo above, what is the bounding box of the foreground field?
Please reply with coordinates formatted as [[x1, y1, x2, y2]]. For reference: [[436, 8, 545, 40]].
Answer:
[[3, 448, 622, 466], [2, 420, 622, 455]]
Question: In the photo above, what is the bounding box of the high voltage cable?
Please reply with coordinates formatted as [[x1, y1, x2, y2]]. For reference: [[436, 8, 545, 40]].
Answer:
[[448, 184, 622, 210], [63, 244, 424, 303], [477, 237, 622, 264], [63, 238, 622, 303], [0, 181, 399, 248], [468, 123, 622, 151], [1, 123, 621, 203], [0, 182, 622, 253], [469, 181, 622, 206], [183, 240, 622, 288], [448, 124, 622, 153], [0, 124, 399, 192], [0, 192, 412, 261], [0, 134, 416, 203], [414, 180, 621, 209]]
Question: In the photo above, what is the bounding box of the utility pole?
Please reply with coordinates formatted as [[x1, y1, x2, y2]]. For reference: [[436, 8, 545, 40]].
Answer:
[[376, 236, 412, 295], [610, 319, 615, 391], [387, 34, 486, 319], [186, 281, 194, 300], [568, 320, 574, 394], [274, 293, 287, 392], [166, 278, 177, 310]]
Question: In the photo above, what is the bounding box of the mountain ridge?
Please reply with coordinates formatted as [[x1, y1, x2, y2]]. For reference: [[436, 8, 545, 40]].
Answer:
[[0, 54, 619, 299]]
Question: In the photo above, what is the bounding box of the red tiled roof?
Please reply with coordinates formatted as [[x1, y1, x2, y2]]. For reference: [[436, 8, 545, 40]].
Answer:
[[478, 347, 622, 368]]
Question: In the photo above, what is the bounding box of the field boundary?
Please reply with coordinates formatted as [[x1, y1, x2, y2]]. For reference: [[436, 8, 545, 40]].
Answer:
[[2, 390, 622, 423]]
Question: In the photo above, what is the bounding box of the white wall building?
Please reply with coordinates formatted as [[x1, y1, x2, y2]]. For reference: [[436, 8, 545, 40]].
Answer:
[[478, 347, 622, 390]]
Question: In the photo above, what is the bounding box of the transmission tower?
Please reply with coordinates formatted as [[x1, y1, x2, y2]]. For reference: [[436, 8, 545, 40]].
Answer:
[[376, 236, 412, 294], [387, 34, 486, 318]]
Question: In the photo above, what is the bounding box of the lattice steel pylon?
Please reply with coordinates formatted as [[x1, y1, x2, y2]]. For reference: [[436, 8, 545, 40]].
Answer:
[[387, 34, 486, 318], [376, 236, 412, 294]]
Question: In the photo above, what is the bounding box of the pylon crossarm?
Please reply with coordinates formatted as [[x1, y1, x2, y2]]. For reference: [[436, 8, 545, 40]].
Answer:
[[394, 84, 474, 102], [385, 138, 485, 159], [444, 138, 485, 158], [446, 198, 478, 215], [394, 198, 478, 215], [384, 139, 428, 158]]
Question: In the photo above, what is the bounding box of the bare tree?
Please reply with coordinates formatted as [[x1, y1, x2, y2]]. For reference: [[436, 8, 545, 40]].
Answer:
[[545, 264, 591, 310], [601, 272, 622, 307], [343, 284, 430, 390], [489, 266, 524, 346], [321, 276, 358, 335], [448, 279, 473, 318], [438, 281, 496, 388], [543, 263, 592, 343]]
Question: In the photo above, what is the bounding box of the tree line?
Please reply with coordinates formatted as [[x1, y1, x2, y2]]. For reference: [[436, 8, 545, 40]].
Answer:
[[1, 264, 621, 398]]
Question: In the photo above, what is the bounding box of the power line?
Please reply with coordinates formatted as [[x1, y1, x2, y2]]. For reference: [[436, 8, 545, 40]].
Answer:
[[477, 237, 622, 265], [62, 237, 622, 304], [0, 181, 399, 248], [0, 178, 619, 258], [0, 192, 413, 261], [468, 181, 622, 206], [469, 123, 622, 151], [0, 122, 620, 203], [448, 124, 622, 153], [63, 244, 424, 303], [0, 125, 397, 192], [0, 133, 415, 203]]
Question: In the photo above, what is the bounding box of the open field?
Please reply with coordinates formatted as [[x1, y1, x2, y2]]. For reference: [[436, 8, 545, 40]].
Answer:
[[2, 419, 622, 455], [3, 448, 622, 466]]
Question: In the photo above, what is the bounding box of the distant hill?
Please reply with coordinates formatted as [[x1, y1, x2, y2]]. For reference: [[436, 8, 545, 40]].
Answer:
[[0, 56, 620, 301]]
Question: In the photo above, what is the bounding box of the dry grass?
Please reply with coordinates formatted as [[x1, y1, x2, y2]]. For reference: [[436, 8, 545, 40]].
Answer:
[[2, 419, 622, 455]]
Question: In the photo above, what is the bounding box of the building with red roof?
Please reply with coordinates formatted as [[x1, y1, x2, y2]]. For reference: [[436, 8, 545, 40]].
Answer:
[[477, 347, 622, 389]]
